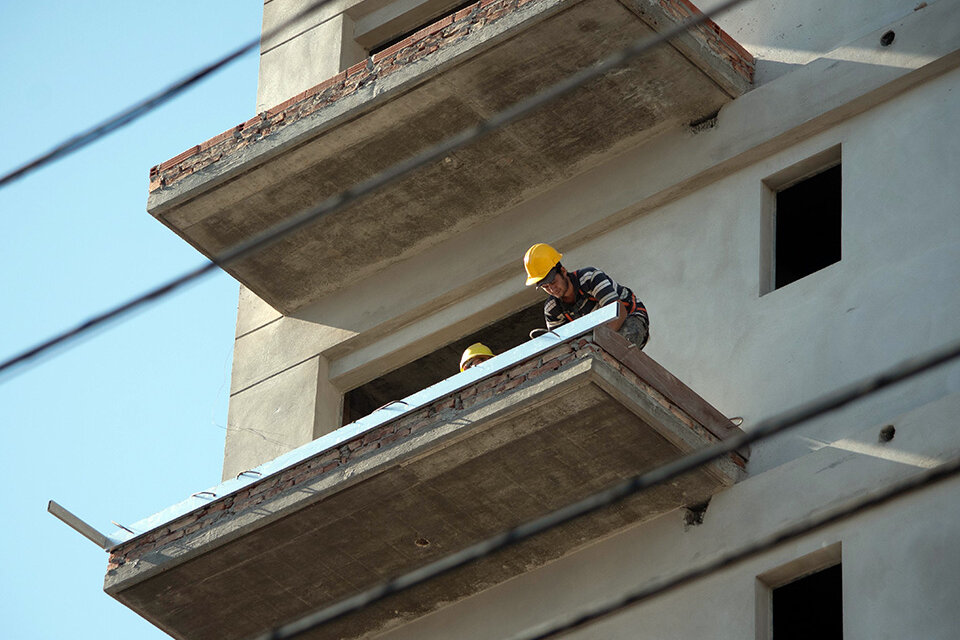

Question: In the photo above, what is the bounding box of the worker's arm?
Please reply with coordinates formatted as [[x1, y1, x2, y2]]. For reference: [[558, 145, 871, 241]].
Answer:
[[584, 268, 628, 331], [606, 299, 627, 331], [543, 299, 564, 331]]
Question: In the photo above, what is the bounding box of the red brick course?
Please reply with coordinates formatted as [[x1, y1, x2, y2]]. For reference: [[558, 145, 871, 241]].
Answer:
[[656, 0, 755, 81], [149, 0, 524, 193], [107, 331, 741, 573]]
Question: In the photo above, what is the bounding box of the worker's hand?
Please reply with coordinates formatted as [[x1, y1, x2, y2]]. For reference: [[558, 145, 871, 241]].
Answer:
[[606, 302, 627, 332]]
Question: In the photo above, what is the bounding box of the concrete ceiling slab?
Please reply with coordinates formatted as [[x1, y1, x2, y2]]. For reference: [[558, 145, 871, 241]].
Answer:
[[147, 0, 752, 313]]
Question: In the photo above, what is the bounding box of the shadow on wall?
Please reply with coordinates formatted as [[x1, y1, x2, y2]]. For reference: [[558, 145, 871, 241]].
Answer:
[[343, 302, 545, 423], [752, 58, 804, 84]]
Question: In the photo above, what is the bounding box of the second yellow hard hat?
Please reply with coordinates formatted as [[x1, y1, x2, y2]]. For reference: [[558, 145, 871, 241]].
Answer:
[[460, 343, 495, 372]]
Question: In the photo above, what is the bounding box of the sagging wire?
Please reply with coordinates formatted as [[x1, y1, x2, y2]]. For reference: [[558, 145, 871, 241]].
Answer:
[[510, 452, 960, 640], [247, 336, 960, 640], [0, 0, 340, 190]]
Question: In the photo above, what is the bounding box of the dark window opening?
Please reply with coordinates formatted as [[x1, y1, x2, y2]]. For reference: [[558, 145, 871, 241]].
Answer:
[[369, 0, 478, 56], [343, 302, 545, 424], [774, 164, 841, 289], [772, 563, 843, 639]]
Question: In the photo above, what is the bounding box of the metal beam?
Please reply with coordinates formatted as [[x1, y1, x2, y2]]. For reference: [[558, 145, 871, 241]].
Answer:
[[47, 500, 119, 550]]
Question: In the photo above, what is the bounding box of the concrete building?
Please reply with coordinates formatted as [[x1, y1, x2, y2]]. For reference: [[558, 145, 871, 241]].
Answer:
[[105, 0, 960, 638]]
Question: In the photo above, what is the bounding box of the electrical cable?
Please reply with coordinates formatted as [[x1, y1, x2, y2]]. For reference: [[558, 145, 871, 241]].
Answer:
[[0, 0, 752, 380], [0, 261, 220, 377], [9, 3, 952, 637], [248, 336, 960, 640], [0, 0, 339, 190], [508, 452, 960, 640]]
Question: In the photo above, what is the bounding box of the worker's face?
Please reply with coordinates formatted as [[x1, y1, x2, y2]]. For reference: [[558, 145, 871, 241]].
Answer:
[[539, 267, 570, 299], [463, 355, 491, 370]]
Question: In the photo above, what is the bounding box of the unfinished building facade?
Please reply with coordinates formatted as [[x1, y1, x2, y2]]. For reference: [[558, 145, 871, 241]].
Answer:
[[105, 0, 960, 638]]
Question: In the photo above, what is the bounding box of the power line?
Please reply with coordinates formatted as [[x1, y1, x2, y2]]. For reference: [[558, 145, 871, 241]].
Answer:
[[0, 262, 219, 377], [510, 452, 960, 640], [248, 336, 960, 640], [0, 0, 337, 190], [12, 4, 951, 637], [0, 0, 751, 380]]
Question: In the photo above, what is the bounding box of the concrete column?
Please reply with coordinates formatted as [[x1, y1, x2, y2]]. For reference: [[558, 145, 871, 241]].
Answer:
[[222, 355, 343, 480], [258, 2, 367, 113], [223, 356, 324, 480], [313, 355, 344, 440]]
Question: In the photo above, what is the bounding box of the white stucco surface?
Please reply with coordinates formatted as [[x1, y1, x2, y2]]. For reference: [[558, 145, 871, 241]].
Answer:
[[699, 0, 928, 85], [202, 1, 960, 636], [229, 1, 960, 480], [371, 392, 960, 639]]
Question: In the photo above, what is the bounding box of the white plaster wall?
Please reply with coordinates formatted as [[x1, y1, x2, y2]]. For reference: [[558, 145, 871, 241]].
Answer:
[[258, 0, 366, 112], [601, 64, 960, 472], [256, 0, 937, 113], [694, 0, 926, 85], [372, 392, 960, 639], [226, 3, 960, 479]]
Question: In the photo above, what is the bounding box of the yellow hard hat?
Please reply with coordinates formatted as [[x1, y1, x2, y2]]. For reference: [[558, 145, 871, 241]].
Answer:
[[460, 343, 494, 372], [523, 243, 563, 286]]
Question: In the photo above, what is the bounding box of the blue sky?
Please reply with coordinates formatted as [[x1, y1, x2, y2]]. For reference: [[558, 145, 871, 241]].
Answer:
[[0, 2, 264, 638]]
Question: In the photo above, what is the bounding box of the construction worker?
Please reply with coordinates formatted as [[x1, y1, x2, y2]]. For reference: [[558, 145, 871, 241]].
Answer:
[[523, 243, 649, 350], [460, 343, 495, 372]]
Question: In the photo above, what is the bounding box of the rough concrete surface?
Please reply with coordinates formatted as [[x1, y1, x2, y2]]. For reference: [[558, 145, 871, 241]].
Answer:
[[106, 336, 744, 640], [147, 0, 751, 313]]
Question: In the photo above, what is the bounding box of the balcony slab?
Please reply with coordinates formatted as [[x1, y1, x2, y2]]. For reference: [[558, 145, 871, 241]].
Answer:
[[146, 0, 753, 312], [105, 326, 745, 640]]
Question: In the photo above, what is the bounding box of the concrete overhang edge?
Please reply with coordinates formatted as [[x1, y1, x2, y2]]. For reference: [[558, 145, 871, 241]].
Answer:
[[105, 335, 746, 595], [104, 353, 607, 593], [105, 305, 618, 551], [618, 0, 754, 98], [586, 349, 744, 485], [145, 0, 574, 217]]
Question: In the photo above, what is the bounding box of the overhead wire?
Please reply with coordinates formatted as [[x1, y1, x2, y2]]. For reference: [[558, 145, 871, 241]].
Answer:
[[7, 2, 952, 636], [0, 0, 339, 190], [6, 2, 950, 633], [0, 0, 751, 380], [7, 2, 950, 637], [248, 336, 960, 640], [509, 452, 960, 640]]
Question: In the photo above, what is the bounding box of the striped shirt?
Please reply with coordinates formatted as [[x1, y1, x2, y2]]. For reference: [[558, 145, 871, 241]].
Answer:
[[543, 267, 647, 330]]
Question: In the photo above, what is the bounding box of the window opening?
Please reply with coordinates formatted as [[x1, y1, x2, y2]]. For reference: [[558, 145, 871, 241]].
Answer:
[[774, 163, 842, 289], [771, 563, 843, 639], [343, 302, 544, 424], [368, 0, 479, 56], [756, 544, 842, 640]]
